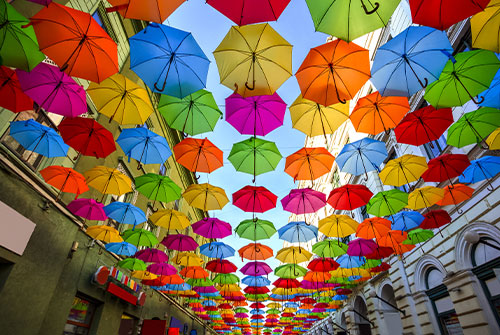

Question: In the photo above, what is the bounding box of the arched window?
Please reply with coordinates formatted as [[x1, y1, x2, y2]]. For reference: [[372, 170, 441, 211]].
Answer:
[[379, 284, 403, 335], [354, 296, 372, 335]]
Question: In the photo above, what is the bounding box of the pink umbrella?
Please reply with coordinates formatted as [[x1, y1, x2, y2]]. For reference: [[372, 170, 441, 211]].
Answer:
[[191, 217, 232, 239], [300, 280, 327, 290], [16, 62, 87, 117], [347, 238, 379, 257], [26, 0, 52, 5], [225, 92, 286, 136], [147, 263, 177, 276], [161, 234, 199, 251], [194, 286, 218, 293], [67, 198, 107, 220], [281, 188, 326, 214], [235, 313, 248, 318], [232, 185, 278, 213], [240, 261, 272, 276], [135, 248, 169, 263]]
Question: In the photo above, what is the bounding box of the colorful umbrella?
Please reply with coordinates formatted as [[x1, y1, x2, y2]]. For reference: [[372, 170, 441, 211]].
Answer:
[[285, 147, 335, 182], [105, 241, 137, 256], [182, 183, 229, 211], [421, 154, 471, 183], [9, 119, 68, 158], [336, 255, 366, 269], [240, 262, 273, 276], [420, 210, 451, 229], [40, 166, 88, 198], [174, 138, 223, 174], [390, 211, 424, 231], [135, 174, 181, 205], [200, 242, 235, 259], [103, 202, 146, 226], [242, 276, 270, 287], [207, 0, 290, 25], [367, 189, 408, 217], [149, 209, 191, 230], [278, 221, 319, 244], [213, 23, 292, 97], [232, 186, 277, 213], [459, 156, 500, 190], [117, 128, 171, 167], [274, 264, 307, 279], [67, 198, 107, 221], [296, 39, 370, 106], [336, 138, 388, 177], [347, 239, 378, 257], [471, 0, 500, 52], [29, 3, 118, 82], [446, 108, 500, 148], [318, 215, 358, 238], [486, 127, 500, 149], [0, 66, 33, 113], [403, 228, 434, 245], [172, 252, 204, 267], [276, 247, 313, 264], [86, 225, 122, 243], [135, 248, 169, 263], [307, 258, 339, 273], [161, 234, 198, 251], [327, 184, 372, 211], [106, 0, 185, 23], [377, 231, 407, 249], [356, 217, 391, 240], [117, 258, 146, 271], [206, 260, 238, 274], [180, 266, 210, 279], [84, 166, 132, 196], [238, 243, 273, 261], [281, 189, 326, 215], [192, 218, 232, 239], [122, 229, 159, 247], [214, 274, 240, 285], [407, 186, 445, 210], [312, 240, 347, 258], [379, 154, 428, 187], [235, 218, 277, 241], [479, 67, 500, 109]]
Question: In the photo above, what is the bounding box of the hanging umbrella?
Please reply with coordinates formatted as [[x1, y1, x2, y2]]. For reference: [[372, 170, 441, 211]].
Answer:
[[377, 231, 407, 249], [87, 73, 154, 125], [213, 274, 240, 285], [238, 243, 273, 261], [409, 0, 490, 30], [311, 240, 347, 258], [67, 198, 107, 221], [365, 246, 393, 259], [226, 92, 286, 136], [192, 218, 232, 239], [459, 156, 500, 190], [232, 186, 277, 213], [135, 248, 169, 263], [356, 217, 391, 240], [86, 225, 123, 243], [58, 117, 115, 159], [371, 26, 454, 97], [117, 128, 172, 167], [276, 247, 313, 264], [228, 137, 282, 182], [303, 271, 331, 283], [479, 66, 500, 109], [394, 105, 454, 147], [281, 189, 326, 215], [424, 50, 500, 107], [180, 266, 210, 279], [390, 211, 424, 231], [347, 239, 378, 257], [207, 0, 290, 25], [0, 66, 33, 113], [242, 276, 271, 287], [206, 260, 238, 274], [240, 262, 273, 276], [106, 0, 185, 23], [421, 154, 471, 183], [403, 229, 434, 245], [318, 215, 358, 238], [200, 242, 235, 259], [419, 210, 451, 229], [296, 39, 370, 106], [148, 209, 190, 230], [135, 174, 181, 205], [336, 138, 388, 177], [486, 127, 500, 149], [350, 92, 410, 135], [9, 119, 68, 158], [122, 229, 159, 247], [307, 258, 339, 273], [213, 23, 292, 97], [131, 271, 158, 281], [285, 147, 335, 182], [379, 154, 428, 187], [172, 252, 204, 267], [117, 258, 146, 271], [29, 3, 118, 82], [471, 0, 500, 52], [84, 166, 132, 196], [327, 184, 372, 211], [105, 241, 137, 256], [40, 166, 88, 198], [161, 234, 199, 251], [274, 264, 307, 279], [130, 23, 209, 96], [367, 189, 408, 217], [446, 108, 500, 148], [174, 138, 223, 174], [103, 202, 147, 226], [235, 218, 277, 241], [336, 255, 366, 269], [182, 183, 229, 211], [407, 186, 445, 210]]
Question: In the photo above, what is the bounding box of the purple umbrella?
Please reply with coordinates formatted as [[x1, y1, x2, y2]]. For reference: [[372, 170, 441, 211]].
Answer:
[[300, 280, 328, 290], [347, 238, 378, 257], [235, 313, 248, 318], [312, 308, 326, 313], [161, 234, 199, 251], [135, 248, 169, 263], [16, 62, 86, 117], [147, 263, 177, 276], [193, 286, 218, 293], [67, 198, 107, 221], [225, 92, 286, 136], [240, 261, 272, 276], [281, 188, 326, 214], [191, 217, 232, 239], [26, 0, 52, 5]]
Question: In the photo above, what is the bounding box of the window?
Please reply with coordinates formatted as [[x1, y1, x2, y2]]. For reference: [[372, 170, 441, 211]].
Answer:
[[423, 134, 447, 160], [91, 5, 118, 42], [359, 206, 369, 221], [63, 295, 99, 335]]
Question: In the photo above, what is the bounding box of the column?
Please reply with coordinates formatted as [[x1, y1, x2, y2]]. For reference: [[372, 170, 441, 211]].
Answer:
[[344, 306, 360, 335]]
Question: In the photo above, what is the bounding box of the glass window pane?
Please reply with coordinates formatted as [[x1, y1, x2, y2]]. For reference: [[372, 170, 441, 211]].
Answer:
[[473, 241, 500, 266], [435, 296, 454, 314], [426, 268, 444, 290], [485, 277, 500, 297]]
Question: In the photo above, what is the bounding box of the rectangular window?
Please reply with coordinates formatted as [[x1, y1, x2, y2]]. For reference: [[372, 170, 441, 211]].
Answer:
[[423, 135, 447, 160], [63, 295, 98, 335]]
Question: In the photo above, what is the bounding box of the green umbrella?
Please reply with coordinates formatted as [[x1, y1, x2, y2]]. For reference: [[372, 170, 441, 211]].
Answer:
[[424, 50, 500, 108], [367, 189, 408, 217], [267, 308, 281, 314], [403, 228, 434, 244], [274, 264, 307, 279], [326, 277, 350, 285], [245, 293, 269, 301], [213, 273, 240, 285], [117, 258, 147, 271], [0, 0, 45, 71], [361, 259, 382, 269], [447, 108, 500, 148], [187, 278, 214, 287], [312, 240, 348, 257], [234, 307, 248, 313], [122, 229, 159, 247], [305, 0, 400, 42], [135, 173, 182, 205], [228, 137, 282, 182], [235, 218, 277, 241], [158, 89, 222, 136]]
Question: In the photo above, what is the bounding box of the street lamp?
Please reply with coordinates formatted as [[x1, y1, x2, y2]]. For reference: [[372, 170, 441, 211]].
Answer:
[[464, 231, 500, 251], [368, 291, 406, 315]]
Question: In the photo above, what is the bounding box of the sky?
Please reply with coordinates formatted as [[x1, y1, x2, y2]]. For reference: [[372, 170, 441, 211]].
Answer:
[[167, 0, 329, 281]]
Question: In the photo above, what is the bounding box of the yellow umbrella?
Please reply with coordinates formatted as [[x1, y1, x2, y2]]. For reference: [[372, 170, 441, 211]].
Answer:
[[213, 23, 292, 97], [87, 73, 154, 125], [379, 154, 428, 187], [471, 0, 500, 52], [283, 308, 297, 313], [86, 225, 123, 243], [172, 252, 204, 267], [83, 166, 132, 196], [267, 302, 281, 309], [276, 247, 312, 264], [182, 183, 229, 211], [318, 214, 358, 238], [330, 267, 370, 278], [408, 186, 445, 210], [131, 271, 158, 280], [149, 209, 190, 230], [289, 95, 349, 138], [272, 287, 299, 296], [216, 284, 241, 292], [486, 127, 500, 150]]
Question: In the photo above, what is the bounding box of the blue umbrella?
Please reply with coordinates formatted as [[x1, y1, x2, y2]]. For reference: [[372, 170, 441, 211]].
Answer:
[[130, 23, 209, 97], [336, 138, 388, 178], [163, 283, 191, 291], [296, 309, 311, 314], [116, 128, 171, 166], [336, 255, 366, 268], [371, 26, 453, 97], [199, 242, 235, 259], [250, 309, 265, 315], [332, 294, 348, 300], [105, 241, 137, 256], [198, 292, 220, 297], [278, 221, 318, 243], [242, 276, 270, 287], [269, 294, 294, 301], [103, 202, 147, 226], [459, 156, 500, 191], [202, 300, 217, 306], [390, 211, 425, 231], [284, 302, 299, 308], [9, 119, 69, 157], [480, 63, 500, 109]]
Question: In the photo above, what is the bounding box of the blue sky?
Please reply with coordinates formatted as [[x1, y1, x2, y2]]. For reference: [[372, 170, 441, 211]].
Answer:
[[167, 0, 328, 281]]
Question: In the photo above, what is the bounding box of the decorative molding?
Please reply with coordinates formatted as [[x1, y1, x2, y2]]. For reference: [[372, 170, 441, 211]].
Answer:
[[414, 255, 446, 291], [454, 221, 500, 270]]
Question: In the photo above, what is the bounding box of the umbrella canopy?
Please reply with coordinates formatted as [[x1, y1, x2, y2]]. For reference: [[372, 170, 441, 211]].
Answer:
[[122, 229, 159, 247], [318, 215, 358, 238], [232, 186, 277, 213], [421, 154, 471, 183], [390, 211, 425, 231], [206, 260, 238, 274], [149, 209, 190, 230], [420, 210, 451, 229], [356, 217, 391, 240], [200, 242, 235, 259], [161, 234, 199, 251], [67, 198, 107, 221], [235, 218, 277, 241], [103, 202, 147, 226], [214, 274, 240, 285], [182, 183, 229, 211], [377, 231, 408, 249], [105, 241, 137, 256], [371, 26, 453, 97], [446, 108, 500, 148], [117, 128, 171, 166], [172, 252, 204, 267], [135, 248, 169, 263], [347, 239, 378, 257], [0, 66, 33, 113], [117, 258, 146, 271], [192, 218, 232, 239], [367, 189, 408, 217], [276, 247, 313, 264], [296, 39, 370, 106], [174, 138, 223, 173], [285, 147, 335, 182], [130, 23, 209, 96], [281, 189, 326, 215], [40, 166, 88, 197], [487, 127, 500, 149], [274, 264, 307, 279], [312, 240, 348, 258], [29, 3, 118, 82], [336, 255, 366, 269], [479, 66, 500, 109], [238, 243, 273, 261], [471, 0, 500, 53], [135, 174, 182, 204], [86, 225, 122, 243], [459, 156, 500, 186], [106, 0, 185, 23], [207, 0, 290, 25], [242, 276, 271, 287], [336, 138, 388, 176], [9, 119, 68, 158], [407, 186, 445, 210], [84, 166, 132, 196], [240, 262, 273, 276], [307, 258, 339, 272], [379, 154, 428, 187], [327, 184, 373, 210], [213, 23, 292, 97], [180, 266, 210, 279], [403, 229, 434, 245]]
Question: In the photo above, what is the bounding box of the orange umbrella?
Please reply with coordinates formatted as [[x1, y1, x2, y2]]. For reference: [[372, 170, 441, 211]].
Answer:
[[378, 230, 408, 248], [436, 184, 474, 207], [284, 147, 335, 182], [180, 266, 209, 279], [296, 39, 370, 106], [393, 243, 415, 255], [238, 243, 274, 261], [161, 274, 185, 285], [356, 217, 392, 240], [29, 3, 118, 83], [350, 92, 410, 135], [107, 0, 185, 23], [173, 138, 224, 173], [40, 166, 88, 198], [303, 271, 331, 282]]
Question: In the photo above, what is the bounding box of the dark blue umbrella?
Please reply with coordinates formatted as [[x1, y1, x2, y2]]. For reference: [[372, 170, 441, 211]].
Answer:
[[278, 221, 318, 243], [103, 202, 147, 226], [199, 242, 235, 259], [459, 155, 500, 191], [9, 119, 68, 157], [242, 275, 270, 287], [391, 211, 425, 231], [371, 26, 453, 97], [335, 138, 388, 178], [116, 127, 171, 167], [129, 23, 210, 98], [105, 241, 138, 256]]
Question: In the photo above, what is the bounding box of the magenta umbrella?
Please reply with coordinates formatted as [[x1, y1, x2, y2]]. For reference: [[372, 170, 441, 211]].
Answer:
[[26, 0, 52, 5], [225, 92, 286, 136], [193, 286, 218, 293], [347, 238, 378, 256], [134, 248, 169, 263], [240, 261, 273, 276], [191, 217, 232, 239], [147, 263, 177, 276], [161, 234, 199, 251], [301, 280, 327, 290], [235, 313, 248, 318], [16, 62, 86, 117], [67, 198, 107, 221], [281, 188, 326, 214]]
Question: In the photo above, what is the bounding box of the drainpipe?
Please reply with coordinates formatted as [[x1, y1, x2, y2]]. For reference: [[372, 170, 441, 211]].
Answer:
[[396, 259, 423, 335]]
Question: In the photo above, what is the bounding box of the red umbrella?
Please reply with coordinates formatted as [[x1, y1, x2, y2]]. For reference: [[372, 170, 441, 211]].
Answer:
[[365, 246, 394, 259], [244, 286, 269, 294], [161, 234, 198, 251], [371, 262, 391, 273], [307, 258, 339, 272], [251, 314, 265, 320], [394, 105, 453, 147], [250, 302, 266, 309], [336, 288, 352, 295], [327, 184, 373, 210], [420, 210, 451, 229], [421, 154, 471, 183], [206, 260, 237, 273], [232, 185, 277, 213], [273, 278, 301, 289], [0, 66, 33, 113], [206, 0, 291, 26]]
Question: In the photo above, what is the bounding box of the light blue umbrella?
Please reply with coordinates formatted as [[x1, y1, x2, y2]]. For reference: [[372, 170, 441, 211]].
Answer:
[[117, 128, 171, 166], [284, 302, 299, 308], [459, 156, 500, 190], [269, 294, 294, 301], [336, 255, 366, 268], [163, 283, 191, 291], [242, 276, 270, 287], [104, 202, 147, 226], [479, 64, 500, 109], [277, 221, 318, 243], [9, 119, 69, 157], [371, 26, 453, 97], [332, 294, 348, 300], [105, 241, 137, 256], [199, 242, 235, 259], [250, 309, 265, 315], [202, 300, 217, 306], [130, 23, 209, 97], [336, 138, 388, 178], [390, 211, 425, 231], [198, 292, 220, 297]]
